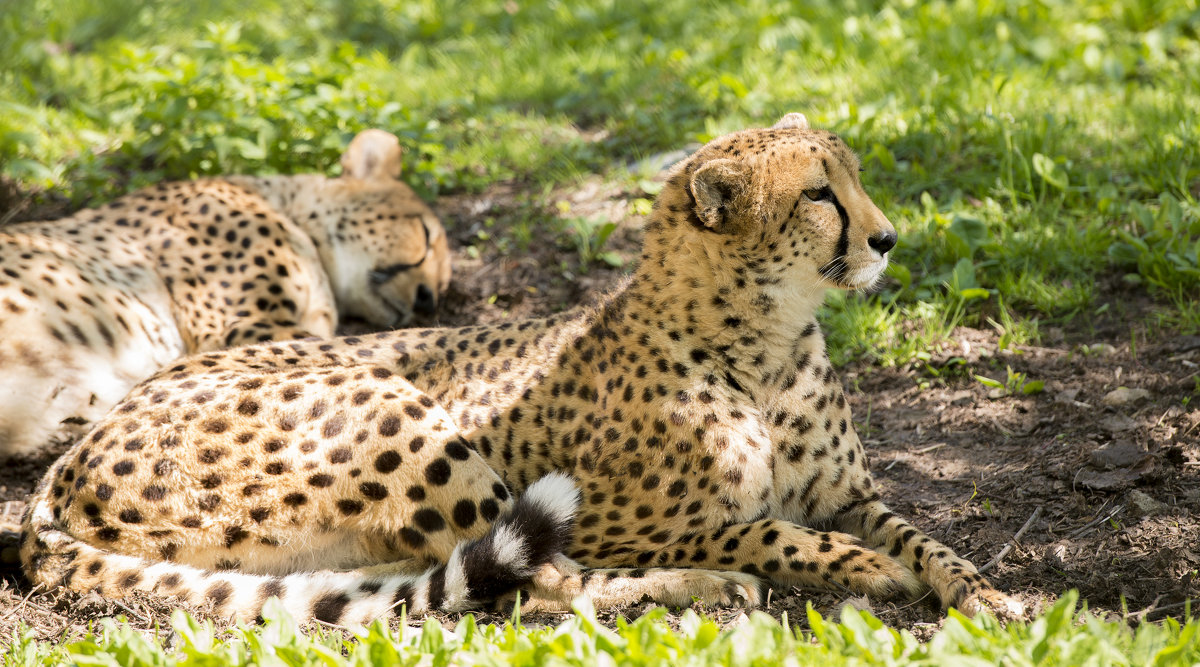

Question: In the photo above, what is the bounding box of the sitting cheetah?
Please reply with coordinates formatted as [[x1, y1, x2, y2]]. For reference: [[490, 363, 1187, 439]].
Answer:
[[0, 130, 450, 457], [21, 114, 1024, 625]]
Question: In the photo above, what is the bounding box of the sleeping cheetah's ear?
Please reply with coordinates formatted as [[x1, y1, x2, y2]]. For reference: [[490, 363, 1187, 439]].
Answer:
[[340, 129, 403, 181], [772, 113, 809, 130], [690, 158, 751, 231]]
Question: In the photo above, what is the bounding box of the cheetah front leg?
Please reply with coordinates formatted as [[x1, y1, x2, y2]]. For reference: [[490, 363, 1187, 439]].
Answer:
[[513, 520, 923, 612], [658, 519, 924, 601], [833, 498, 1026, 618]]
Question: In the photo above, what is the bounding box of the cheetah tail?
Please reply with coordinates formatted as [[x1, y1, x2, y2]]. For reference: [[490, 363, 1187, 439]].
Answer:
[[21, 472, 580, 625]]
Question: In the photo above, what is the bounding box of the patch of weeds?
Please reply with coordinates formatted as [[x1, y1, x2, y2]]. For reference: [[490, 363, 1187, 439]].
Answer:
[[1108, 193, 1200, 294], [975, 365, 1045, 399], [560, 215, 623, 270]]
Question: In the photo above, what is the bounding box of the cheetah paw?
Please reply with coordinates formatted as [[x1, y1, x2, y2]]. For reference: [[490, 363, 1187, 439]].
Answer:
[[679, 570, 765, 607], [957, 588, 1026, 621]]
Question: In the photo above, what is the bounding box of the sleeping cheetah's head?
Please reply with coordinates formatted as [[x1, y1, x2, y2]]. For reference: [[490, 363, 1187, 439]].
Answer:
[[656, 113, 896, 295], [306, 130, 452, 328]]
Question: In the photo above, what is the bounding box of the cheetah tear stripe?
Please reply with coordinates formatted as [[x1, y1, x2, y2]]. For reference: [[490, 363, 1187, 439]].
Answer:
[[22, 472, 579, 625]]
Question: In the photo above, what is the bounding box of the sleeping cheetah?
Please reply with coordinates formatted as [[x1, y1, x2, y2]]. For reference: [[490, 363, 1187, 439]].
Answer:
[[21, 114, 1024, 624], [0, 130, 450, 458]]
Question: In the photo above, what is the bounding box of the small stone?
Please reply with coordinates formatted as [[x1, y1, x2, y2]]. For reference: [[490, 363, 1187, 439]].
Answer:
[[949, 390, 974, 406], [1054, 388, 1080, 404], [1125, 490, 1168, 517], [1098, 414, 1138, 434], [834, 596, 873, 617], [727, 612, 751, 628], [1101, 387, 1151, 407]]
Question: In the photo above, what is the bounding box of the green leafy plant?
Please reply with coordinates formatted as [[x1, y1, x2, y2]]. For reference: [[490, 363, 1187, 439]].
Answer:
[[976, 365, 1045, 398]]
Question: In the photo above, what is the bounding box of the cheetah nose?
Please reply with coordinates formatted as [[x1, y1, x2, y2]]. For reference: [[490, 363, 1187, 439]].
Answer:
[[868, 230, 898, 255], [414, 284, 437, 316]]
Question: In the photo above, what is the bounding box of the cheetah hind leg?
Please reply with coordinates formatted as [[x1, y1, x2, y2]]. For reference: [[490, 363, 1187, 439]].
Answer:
[[492, 555, 766, 612]]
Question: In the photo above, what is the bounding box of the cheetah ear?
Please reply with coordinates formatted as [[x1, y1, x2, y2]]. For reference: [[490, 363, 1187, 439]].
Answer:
[[340, 129, 403, 181], [690, 158, 751, 231], [772, 113, 809, 130]]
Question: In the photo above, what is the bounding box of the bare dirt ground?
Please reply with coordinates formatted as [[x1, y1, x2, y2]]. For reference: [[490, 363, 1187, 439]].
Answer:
[[1, 179, 1197, 643]]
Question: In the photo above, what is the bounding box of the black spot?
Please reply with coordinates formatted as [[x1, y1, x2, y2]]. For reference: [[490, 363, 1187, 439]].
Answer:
[[452, 500, 477, 528], [424, 459, 452, 485], [399, 527, 426, 548], [206, 581, 234, 609], [224, 525, 250, 548], [311, 592, 350, 624], [337, 499, 364, 515], [374, 450, 402, 473], [413, 508, 446, 532], [360, 482, 389, 500], [480, 498, 500, 521], [445, 440, 470, 460], [283, 492, 308, 506], [259, 578, 286, 603], [237, 399, 260, 416], [379, 415, 402, 437]]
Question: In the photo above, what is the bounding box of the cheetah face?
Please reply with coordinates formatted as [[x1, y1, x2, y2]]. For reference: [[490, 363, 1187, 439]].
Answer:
[[322, 186, 452, 328], [358, 195, 452, 326], [319, 131, 452, 328], [686, 113, 897, 293]]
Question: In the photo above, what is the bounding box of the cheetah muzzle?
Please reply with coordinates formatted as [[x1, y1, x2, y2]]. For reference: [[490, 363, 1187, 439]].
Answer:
[[21, 114, 1024, 624]]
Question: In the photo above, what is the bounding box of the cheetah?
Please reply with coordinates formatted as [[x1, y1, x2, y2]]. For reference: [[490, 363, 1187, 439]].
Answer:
[[0, 130, 451, 458], [21, 114, 1024, 625]]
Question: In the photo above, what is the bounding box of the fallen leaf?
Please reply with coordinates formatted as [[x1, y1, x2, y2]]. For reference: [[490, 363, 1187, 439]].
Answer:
[[1090, 440, 1150, 469], [1101, 387, 1151, 406]]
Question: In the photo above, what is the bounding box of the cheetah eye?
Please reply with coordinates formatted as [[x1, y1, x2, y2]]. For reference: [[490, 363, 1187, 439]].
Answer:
[[804, 186, 833, 203]]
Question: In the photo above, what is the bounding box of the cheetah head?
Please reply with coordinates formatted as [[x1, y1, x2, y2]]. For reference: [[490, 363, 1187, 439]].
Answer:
[[313, 130, 452, 327], [659, 113, 896, 297]]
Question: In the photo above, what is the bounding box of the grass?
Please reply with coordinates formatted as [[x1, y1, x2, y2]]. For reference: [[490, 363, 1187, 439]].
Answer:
[[5, 593, 1200, 666]]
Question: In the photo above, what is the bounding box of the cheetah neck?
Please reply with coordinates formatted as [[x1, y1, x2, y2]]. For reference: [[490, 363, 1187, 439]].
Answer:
[[225, 175, 336, 248], [618, 227, 832, 394]]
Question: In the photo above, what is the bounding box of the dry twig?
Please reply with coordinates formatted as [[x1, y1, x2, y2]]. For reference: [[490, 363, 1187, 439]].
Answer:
[[0, 583, 43, 622], [979, 506, 1043, 574], [1066, 505, 1125, 540]]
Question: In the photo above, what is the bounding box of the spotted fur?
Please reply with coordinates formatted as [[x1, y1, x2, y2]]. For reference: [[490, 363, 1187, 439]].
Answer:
[[21, 115, 1023, 623], [0, 130, 451, 457]]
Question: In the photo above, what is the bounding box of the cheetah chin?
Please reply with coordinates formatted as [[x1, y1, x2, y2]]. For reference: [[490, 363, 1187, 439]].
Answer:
[[22, 113, 1023, 625]]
